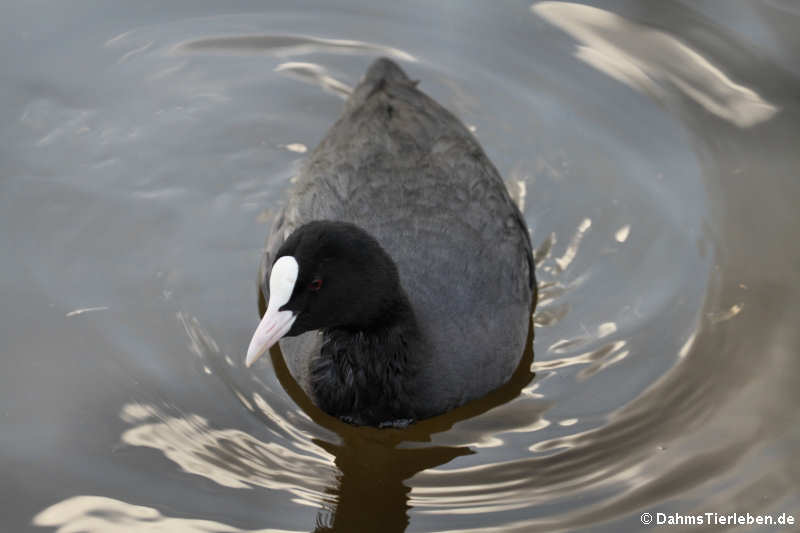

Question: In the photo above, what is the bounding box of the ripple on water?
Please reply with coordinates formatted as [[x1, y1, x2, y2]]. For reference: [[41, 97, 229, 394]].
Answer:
[[8, 2, 798, 532]]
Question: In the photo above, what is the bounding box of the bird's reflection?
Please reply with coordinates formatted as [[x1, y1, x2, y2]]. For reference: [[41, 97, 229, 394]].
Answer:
[[263, 302, 536, 532]]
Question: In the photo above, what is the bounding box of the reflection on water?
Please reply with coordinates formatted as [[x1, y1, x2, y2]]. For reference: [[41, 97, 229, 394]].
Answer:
[[554, 217, 591, 272], [33, 495, 300, 533], [614, 224, 630, 243], [707, 302, 744, 325], [64, 306, 110, 317], [2, 0, 799, 532], [173, 34, 416, 62], [119, 402, 336, 496], [533, 2, 779, 128], [282, 143, 308, 154], [274, 62, 353, 99]]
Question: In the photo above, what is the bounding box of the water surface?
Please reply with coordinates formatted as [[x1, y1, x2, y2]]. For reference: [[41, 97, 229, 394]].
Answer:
[[1, 1, 799, 531]]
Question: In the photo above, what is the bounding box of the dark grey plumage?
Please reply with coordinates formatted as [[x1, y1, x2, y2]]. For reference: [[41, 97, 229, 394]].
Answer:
[[258, 58, 535, 423]]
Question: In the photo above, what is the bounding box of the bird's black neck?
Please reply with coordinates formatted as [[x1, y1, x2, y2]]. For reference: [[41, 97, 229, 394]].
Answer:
[[309, 297, 424, 427]]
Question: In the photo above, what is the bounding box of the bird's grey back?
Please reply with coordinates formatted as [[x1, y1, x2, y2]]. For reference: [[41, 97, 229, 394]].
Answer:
[[265, 58, 534, 411]]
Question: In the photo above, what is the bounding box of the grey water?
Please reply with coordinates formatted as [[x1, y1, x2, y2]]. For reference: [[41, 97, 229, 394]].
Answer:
[[1, 1, 799, 532]]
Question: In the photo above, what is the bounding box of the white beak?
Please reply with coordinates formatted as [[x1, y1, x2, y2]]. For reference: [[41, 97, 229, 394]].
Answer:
[[245, 256, 299, 368]]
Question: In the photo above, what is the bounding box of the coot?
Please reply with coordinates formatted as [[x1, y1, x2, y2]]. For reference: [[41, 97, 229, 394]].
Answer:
[[246, 58, 535, 427]]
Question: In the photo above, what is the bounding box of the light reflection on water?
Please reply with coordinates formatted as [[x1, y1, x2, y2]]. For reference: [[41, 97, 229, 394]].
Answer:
[[532, 2, 779, 128], [2, 0, 799, 532], [119, 402, 337, 495], [33, 495, 302, 533]]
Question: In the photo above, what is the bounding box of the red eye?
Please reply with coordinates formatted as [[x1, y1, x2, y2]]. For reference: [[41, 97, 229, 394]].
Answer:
[[309, 278, 323, 291]]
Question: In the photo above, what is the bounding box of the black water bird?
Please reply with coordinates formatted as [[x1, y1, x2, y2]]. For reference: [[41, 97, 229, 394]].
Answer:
[[247, 58, 536, 427]]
